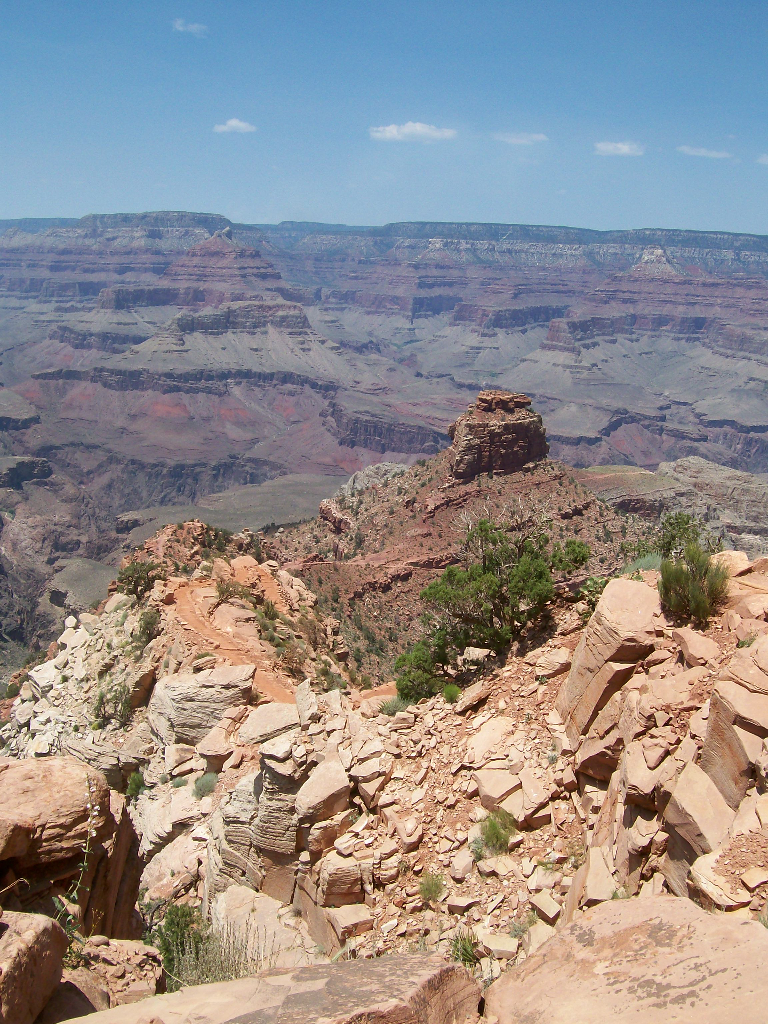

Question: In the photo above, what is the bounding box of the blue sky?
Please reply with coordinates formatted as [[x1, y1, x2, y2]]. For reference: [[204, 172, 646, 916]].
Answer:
[[3, 1, 768, 231]]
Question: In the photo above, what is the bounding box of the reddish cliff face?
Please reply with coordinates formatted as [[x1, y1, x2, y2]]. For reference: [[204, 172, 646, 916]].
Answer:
[[447, 391, 549, 480]]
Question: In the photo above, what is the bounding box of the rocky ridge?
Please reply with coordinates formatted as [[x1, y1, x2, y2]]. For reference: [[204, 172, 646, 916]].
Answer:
[[2, 396, 768, 1020]]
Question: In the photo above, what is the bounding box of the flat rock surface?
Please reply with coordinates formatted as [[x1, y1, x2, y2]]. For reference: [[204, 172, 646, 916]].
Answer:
[[485, 895, 768, 1023], [66, 954, 480, 1024]]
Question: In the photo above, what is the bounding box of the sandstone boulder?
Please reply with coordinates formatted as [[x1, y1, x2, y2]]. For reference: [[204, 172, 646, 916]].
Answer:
[[209, 885, 317, 970], [62, 954, 480, 1024], [556, 578, 659, 746], [486, 895, 768, 1024], [672, 626, 720, 667], [465, 716, 515, 765], [238, 702, 300, 745], [295, 761, 350, 822], [0, 911, 67, 1024], [662, 761, 735, 895], [147, 664, 254, 744], [0, 758, 137, 936], [700, 677, 768, 808], [534, 646, 572, 679]]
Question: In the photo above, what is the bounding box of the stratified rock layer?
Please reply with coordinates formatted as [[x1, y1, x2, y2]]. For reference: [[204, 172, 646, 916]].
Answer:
[[447, 391, 548, 480]]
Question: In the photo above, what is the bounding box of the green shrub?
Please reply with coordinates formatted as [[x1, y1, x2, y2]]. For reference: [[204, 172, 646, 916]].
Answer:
[[550, 539, 591, 573], [194, 772, 218, 799], [4, 682, 19, 700], [658, 512, 703, 559], [395, 642, 439, 703], [658, 543, 729, 626], [166, 919, 278, 989], [172, 776, 188, 788], [116, 561, 166, 601], [470, 836, 485, 862], [623, 553, 662, 573], [479, 809, 518, 855], [577, 576, 609, 618], [379, 695, 408, 716], [153, 904, 203, 989], [134, 608, 161, 651], [420, 546, 553, 655], [92, 681, 132, 728], [419, 871, 445, 905], [442, 683, 461, 704], [263, 599, 278, 620], [127, 771, 146, 799], [280, 642, 306, 678]]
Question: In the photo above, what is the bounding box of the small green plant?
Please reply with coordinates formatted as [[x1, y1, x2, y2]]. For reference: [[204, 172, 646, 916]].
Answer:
[[578, 576, 609, 618], [510, 910, 537, 939], [4, 682, 20, 700], [470, 836, 486, 862], [263, 599, 278, 620], [126, 771, 146, 799], [566, 837, 586, 870], [658, 512, 704, 558], [419, 871, 445, 905], [52, 776, 101, 966], [658, 543, 729, 626], [92, 683, 130, 729], [623, 553, 662, 574], [194, 772, 218, 799], [172, 776, 188, 788], [153, 905, 278, 991], [280, 641, 306, 679], [737, 634, 757, 648], [450, 929, 479, 967], [379, 696, 408, 716], [479, 809, 518, 855], [550, 539, 591, 573], [442, 683, 461, 704], [134, 607, 161, 652]]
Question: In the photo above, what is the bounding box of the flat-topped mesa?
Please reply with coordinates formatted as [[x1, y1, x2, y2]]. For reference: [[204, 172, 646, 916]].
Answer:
[[447, 389, 549, 480]]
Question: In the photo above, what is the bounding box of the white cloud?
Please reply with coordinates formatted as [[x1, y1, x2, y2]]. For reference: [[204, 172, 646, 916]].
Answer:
[[172, 18, 208, 37], [677, 145, 731, 159], [369, 121, 457, 142], [594, 141, 645, 156], [214, 117, 259, 133], [758, 155, 768, 165], [493, 132, 548, 145]]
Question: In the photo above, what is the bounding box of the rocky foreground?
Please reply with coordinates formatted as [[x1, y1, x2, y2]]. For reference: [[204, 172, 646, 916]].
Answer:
[[2, 396, 768, 1021]]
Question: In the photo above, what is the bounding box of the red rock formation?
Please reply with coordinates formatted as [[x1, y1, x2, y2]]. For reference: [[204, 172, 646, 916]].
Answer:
[[447, 390, 549, 480]]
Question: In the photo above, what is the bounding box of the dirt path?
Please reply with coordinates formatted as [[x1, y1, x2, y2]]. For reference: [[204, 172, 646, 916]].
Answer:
[[171, 581, 295, 704]]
